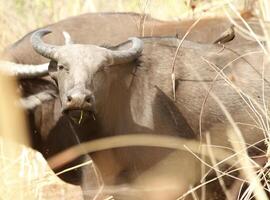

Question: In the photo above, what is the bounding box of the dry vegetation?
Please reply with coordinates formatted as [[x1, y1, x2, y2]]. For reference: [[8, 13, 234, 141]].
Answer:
[[1, 0, 270, 199]]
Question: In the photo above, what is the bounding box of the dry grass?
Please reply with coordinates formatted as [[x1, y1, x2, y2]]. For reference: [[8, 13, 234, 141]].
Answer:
[[1, 0, 270, 199]]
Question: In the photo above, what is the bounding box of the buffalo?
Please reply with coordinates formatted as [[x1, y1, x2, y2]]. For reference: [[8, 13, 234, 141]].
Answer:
[[26, 28, 268, 199], [30, 29, 267, 140], [0, 12, 261, 110]]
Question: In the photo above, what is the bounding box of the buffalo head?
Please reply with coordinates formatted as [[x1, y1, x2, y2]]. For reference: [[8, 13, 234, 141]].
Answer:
[[30, 29, 143, 117]]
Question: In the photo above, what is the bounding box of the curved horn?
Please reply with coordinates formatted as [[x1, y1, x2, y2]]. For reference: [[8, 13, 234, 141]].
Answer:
[[31, 29, 58, 60], [109, 37, 143, 65], [0, 61, 48, 78]]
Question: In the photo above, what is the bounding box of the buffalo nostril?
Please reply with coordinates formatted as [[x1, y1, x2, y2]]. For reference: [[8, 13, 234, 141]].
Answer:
[[67, 95, 72, 102]]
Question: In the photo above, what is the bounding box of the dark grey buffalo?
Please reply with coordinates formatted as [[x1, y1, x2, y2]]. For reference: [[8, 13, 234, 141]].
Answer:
[[26, 28, 268, 199], [30, 29, 267, 139]]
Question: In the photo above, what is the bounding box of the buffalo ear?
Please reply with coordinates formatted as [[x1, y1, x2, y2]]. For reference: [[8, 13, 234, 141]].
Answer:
[[48, 60, 58, 83], [48, 60, 57, 73]]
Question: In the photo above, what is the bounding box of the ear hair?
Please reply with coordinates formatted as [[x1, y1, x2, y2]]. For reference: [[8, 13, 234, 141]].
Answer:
[[48, 60, 58, 73], [62, 31, 73, 45], [48, 60, 58, 86]]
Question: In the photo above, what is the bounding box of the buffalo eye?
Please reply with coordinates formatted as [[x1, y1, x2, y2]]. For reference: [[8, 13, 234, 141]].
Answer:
[[58, 65, 64, 71]]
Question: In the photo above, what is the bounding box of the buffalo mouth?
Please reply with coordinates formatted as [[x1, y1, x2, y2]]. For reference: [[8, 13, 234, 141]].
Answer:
[[63, 109, 96, 124]]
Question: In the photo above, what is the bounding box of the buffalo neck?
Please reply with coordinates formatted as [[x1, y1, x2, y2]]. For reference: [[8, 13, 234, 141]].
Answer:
[[94, 62, 151, 135]]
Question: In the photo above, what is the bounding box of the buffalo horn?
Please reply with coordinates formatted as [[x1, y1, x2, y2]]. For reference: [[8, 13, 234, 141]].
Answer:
[[109, 37, 143, 65], [0, 61, 48, 78], [31, 29, 58, 60]]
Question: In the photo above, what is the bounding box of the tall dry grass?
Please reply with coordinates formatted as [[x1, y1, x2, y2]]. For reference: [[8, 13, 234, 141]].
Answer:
[[1, 0, 270, 199]]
